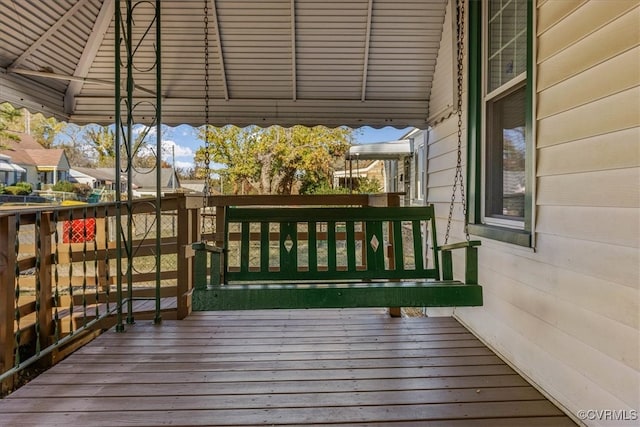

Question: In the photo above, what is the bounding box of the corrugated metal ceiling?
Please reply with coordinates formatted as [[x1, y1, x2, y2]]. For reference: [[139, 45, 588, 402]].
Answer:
[[0, 0, 448, 128]]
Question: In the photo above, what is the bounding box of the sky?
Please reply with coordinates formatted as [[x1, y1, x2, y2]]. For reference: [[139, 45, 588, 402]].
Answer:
[[163, 125, 414, 170]]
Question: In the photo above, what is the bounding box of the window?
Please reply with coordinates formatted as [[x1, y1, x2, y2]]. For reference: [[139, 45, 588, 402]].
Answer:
[[467, 0, 533, 246], [485, 86, 526, 223], [487, 0, 527, 94]]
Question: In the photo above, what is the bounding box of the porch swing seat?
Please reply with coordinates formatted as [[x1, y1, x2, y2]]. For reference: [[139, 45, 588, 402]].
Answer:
[[191, 205, 482, 311]]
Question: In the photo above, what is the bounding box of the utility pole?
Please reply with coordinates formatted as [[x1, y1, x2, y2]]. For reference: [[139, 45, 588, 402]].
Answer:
[[24, 110, 30, 134], [355, 152, 360, 191]]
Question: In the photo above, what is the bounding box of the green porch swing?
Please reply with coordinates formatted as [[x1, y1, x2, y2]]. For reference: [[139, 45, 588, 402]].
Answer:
[[191, 0, 482, 311]]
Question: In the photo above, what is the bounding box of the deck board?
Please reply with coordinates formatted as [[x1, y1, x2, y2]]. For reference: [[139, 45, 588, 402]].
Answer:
[[0, 309, 576, 426]]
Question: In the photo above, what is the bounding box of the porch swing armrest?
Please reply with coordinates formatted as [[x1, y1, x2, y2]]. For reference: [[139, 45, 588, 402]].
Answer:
[[192, 241, 224, 253], [438, 240, 481, 251], [437, 240, 481, 285], [192, 242, 224, 290]]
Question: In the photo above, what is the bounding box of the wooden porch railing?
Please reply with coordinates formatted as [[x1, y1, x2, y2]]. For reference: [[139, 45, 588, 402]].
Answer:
[[0, 194, 203, 394], [0, 193, 403, 394]]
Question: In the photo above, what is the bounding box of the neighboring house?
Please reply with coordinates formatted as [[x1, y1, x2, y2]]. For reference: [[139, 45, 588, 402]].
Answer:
[[130, 168, 181, 196], [0, 133, 70, 189], [0, 153, 26, 185], [68, 168, 100, 188], [180, 180, 204, 194], [70, 167, 117, 190], [180, 180, 224, 197], [337, 137, 416, 204], [333, 159, 386, 192], [70, 166, 181, 197]]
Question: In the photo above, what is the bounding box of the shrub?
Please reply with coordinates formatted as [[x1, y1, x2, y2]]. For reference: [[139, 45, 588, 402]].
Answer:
[[302, 180, 350, 195], [4, 185, 30, 195], [73, 183, 93, 199], [52, 180, 75, 193], [14, 181, 33, 193], [355, 177, 382, 194]]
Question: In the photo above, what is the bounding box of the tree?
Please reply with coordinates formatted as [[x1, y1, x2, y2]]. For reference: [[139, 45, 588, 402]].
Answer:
[[195, 125, 351, 195], [194, 125, 260, 194], [0, 103, 22, 148], [57, 123, 95, 167], [174, 166, 196, 180], [84, 126, 116, 166], [132, 153, 171, 169], [0, 105, 68, 148], [129, 125, 176, 170], [354, 177, 382, 194], [32, 115, 66, 148], [83, 124, 174, 170]]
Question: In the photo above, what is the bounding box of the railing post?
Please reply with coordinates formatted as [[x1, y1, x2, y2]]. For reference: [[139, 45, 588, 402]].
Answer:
[[215, 204, 225, 247], [0, 215, 17, 393], [94, 216, 109, 292], [215, 203, 226, 284], [176, 194, 194, 319], [192, 243, 208, 290], [37, 213, 53, 354]]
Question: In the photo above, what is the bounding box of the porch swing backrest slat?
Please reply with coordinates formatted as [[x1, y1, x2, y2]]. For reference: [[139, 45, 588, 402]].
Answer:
[[225, 206, 439, 282]]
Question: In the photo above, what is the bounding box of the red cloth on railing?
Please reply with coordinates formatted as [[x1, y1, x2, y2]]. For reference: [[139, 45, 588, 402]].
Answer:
[[63, 219, 96, 243]]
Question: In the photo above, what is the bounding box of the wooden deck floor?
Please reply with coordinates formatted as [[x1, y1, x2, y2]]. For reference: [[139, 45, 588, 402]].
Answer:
[[0, 309, 576, 426]]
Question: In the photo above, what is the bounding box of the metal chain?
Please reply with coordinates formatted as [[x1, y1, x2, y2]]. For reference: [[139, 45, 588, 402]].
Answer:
[[445, 0, 469, 244], [203, 0, 211, 199], [202, 0, 212, 237]]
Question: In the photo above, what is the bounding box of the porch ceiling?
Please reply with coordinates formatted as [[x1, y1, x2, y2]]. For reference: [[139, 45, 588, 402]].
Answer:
[[0, 0, 447, 128]]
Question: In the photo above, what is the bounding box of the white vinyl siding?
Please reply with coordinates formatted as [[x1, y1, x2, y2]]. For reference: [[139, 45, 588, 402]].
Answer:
[[428, 0, 455, 124], [427, 0, 639, 424]]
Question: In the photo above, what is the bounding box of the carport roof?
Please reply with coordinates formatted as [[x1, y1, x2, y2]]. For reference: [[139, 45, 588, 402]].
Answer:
[[346, 139, 413, 160], [0, 0, 448, 129]]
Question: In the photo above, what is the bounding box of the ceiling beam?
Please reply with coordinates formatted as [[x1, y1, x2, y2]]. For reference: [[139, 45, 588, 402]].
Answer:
[[8, 0, 90, 71], [361, 0, 374, 102], [72, 96, 428, 111], [64, 0, 115, 114], [210, 0, 229, 101], [10, 68, 113, 85], [9, 68, 155, 96], [290, 0, 297, 101]]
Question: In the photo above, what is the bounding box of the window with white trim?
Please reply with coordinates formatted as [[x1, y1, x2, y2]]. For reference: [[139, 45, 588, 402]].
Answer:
[[467, 0, 532, 246], [483, 0, 527, 227]]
